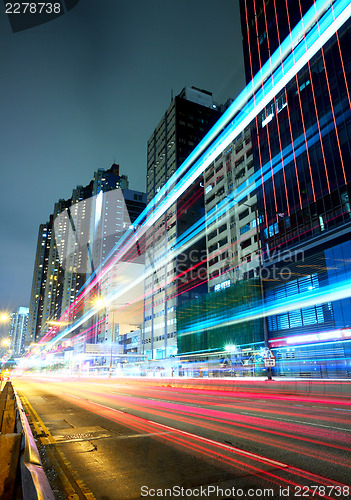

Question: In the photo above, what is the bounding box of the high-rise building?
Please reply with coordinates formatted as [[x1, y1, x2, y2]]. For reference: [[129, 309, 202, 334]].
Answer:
[[238, 0, 351, 377], [60, 184, 93, 316], [27, 164, 146, 352], [240, 0, 316, 84], [143, 87, 223, 361], [87, 164, 130, 275], [86, 164, 146, 345], [27, 220, 52, 346], [176, 131, 264, 365], [176, 1, 351, 378], [27, 190, 92, 347], [204, 130, 258, 292], [40, 198, 72, 333], [9, 307, 29, 356]]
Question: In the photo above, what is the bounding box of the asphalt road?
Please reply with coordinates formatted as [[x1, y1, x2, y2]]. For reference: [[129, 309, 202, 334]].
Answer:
[[12, 376, 351, 500]]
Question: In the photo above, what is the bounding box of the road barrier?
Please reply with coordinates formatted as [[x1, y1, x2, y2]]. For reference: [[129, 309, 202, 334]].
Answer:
[[0, 380, 55, 500]]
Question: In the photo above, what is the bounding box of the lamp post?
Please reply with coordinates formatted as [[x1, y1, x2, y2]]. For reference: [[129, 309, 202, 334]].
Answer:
[[92, 296, 106, 373]]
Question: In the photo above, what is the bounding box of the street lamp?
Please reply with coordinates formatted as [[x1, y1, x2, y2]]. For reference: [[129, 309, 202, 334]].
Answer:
[[94, 298, 106, 310], [1, 313, 12, 354], [0, 313, 11, 339], [47, 320, 69, 326], [0, 334, 12, 389], [254, 211, 272, 381]]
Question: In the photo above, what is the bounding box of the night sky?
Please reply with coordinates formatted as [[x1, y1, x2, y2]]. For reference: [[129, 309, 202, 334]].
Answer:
[[0, 1, 245, 313]]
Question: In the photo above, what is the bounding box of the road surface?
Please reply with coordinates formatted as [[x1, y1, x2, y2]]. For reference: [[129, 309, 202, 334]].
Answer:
[[13, 376, 351, 500]]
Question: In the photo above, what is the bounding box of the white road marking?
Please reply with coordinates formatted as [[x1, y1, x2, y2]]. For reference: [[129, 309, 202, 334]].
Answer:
[[240, 411, 351, 432], [69, 394, 289, 468]]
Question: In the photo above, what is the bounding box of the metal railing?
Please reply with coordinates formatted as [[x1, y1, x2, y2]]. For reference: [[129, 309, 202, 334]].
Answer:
[[0, 380, 55, 500]]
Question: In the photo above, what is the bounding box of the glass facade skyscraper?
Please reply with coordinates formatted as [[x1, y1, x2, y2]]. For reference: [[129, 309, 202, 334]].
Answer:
[[239, 0, 351, 377], [175, 1, 351, 378], [143, 87, 222, 362]]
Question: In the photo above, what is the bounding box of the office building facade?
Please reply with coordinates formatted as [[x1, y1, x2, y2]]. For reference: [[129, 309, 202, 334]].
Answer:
[[86, 164, 146, 346], [239, 0, 351, 377], [9, 307, 29, 356], [176, 130, 264, 367], [143, 87, 222, 361], [27, 164, 146, 354], [27, 220, 52, 346], [176, 0, 351, 378], [204, 129, 258, 292]]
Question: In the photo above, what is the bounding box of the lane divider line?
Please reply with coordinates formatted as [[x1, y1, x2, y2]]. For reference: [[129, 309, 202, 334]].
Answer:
[[85, 397, 288, 468], [148, 420, 289, 468], [62, 391, 349, 496], [240, 411, 351, 433], [86, 395, 350, 489]]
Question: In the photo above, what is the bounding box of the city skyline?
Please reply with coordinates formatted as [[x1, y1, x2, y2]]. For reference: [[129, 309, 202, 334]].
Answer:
[[0, 0, 244, 312], [2, 2, 350, 498]]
